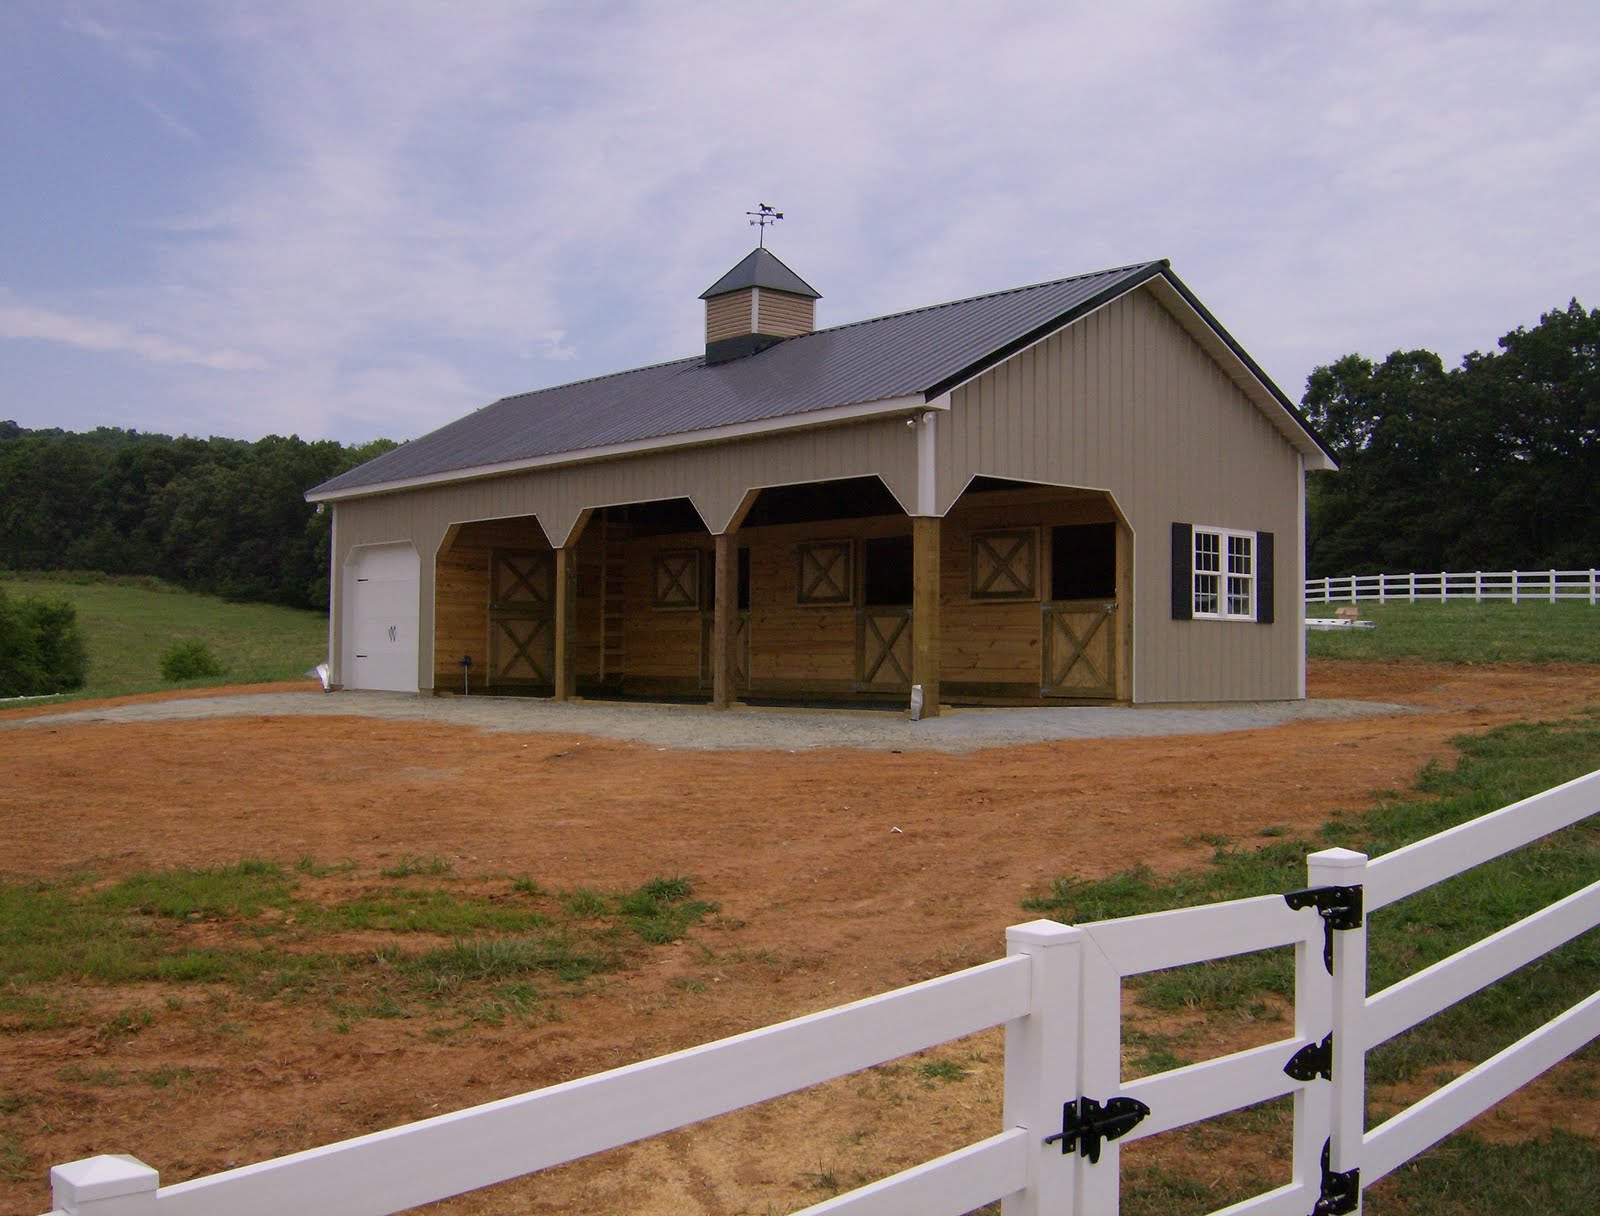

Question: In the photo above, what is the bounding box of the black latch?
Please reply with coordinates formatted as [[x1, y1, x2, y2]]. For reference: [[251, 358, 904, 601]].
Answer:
[[1284, 1034, 1332, 1082], [1310, 1139, 1359, 1215], [1284, 884, 1364, 973], [1043, 1095, 1150, 1163]]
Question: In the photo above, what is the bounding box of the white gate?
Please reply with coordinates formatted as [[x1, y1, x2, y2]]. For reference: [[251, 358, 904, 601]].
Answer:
[[45, 770, 1600, 1216]]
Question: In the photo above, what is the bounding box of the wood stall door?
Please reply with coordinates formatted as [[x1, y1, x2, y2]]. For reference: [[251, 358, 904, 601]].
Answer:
[[856, 535, 913, 693], [1041, 522, 1119, 699], [488, 550, 555, 686]]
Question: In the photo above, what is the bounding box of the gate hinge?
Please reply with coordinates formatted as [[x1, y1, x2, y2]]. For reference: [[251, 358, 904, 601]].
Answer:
[[1284, 884, 1364, 974], [1043, 1095, 1150, 1163], [1310, 1139, 1360, 1215], [1284, 1033, 1332, 1082]]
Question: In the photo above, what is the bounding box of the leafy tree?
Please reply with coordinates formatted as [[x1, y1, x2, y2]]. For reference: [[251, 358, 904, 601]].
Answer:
[[1304, 301, 1599, 577], [0, 587, 88, 697]]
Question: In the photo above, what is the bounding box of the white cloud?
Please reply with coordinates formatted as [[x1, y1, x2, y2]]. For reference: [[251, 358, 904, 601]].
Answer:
[[14, 0, 1600, 441], [0, 295, 265, 371]]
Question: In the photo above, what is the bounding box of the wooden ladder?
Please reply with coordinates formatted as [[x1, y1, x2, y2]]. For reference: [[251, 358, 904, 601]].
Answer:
[[597, 516, 627, 680]]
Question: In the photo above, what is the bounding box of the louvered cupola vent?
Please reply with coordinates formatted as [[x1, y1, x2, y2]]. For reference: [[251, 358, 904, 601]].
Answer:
[[700, 248, 821, 365]]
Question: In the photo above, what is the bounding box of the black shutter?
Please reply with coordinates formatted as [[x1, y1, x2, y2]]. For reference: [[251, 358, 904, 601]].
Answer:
[[1171, 522, 1193, 620], [1256, 531, 1275, 624]]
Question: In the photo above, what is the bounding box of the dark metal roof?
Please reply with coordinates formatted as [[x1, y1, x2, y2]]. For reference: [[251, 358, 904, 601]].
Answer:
[[310, 259, 1327, 497], [699, 247, 821, 300]]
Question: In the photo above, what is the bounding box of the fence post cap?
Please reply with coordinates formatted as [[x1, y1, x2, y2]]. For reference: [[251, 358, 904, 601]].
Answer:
[[1006, 918, 1082, 946], [51, 1155, 158, 1203], [1308, 846, 1368, 869]]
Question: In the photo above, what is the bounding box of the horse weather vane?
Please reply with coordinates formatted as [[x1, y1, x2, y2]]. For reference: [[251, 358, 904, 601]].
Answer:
[[746, 202, 783, 247]]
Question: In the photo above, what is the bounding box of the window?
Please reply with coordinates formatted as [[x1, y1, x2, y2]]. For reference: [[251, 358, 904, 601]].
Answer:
[[1192, 526, 1254, 620], [796, 540, 853, 605], [862, 535, 913, 606], [971, 528, 1038, 600], [652, 550, 701, 609], [1049, 523, 1115, 601]]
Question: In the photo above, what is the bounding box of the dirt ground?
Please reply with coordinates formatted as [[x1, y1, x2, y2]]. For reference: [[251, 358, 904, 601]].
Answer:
[[2, 660, 1597, 1214]]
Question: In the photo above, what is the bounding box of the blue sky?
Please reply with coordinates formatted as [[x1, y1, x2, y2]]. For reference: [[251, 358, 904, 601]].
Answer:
[[2, 2, 1597, 445]]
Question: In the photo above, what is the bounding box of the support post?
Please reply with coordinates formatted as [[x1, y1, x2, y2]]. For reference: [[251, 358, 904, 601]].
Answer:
[[711, 530, 736, 710], [1309, 847, 1370, 1205], [51, 1155, 159, 1216], [911, 514, 941, 718], [554, 544, 578, 701], [1003, 920, 1083, 1216]]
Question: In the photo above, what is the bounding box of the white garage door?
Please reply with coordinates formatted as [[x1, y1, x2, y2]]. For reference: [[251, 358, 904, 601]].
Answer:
[[344, 544, 421, 692]]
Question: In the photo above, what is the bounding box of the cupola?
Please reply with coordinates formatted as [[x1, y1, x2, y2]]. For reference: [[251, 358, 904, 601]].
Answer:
[[700, 247, 821, 365]]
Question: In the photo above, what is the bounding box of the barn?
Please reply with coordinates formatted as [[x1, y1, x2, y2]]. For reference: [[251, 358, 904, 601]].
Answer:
[[305, 250, 1335, 717]]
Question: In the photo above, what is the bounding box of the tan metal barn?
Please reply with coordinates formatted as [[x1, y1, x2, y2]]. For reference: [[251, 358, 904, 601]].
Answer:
[[306, 251, 1336, 716]]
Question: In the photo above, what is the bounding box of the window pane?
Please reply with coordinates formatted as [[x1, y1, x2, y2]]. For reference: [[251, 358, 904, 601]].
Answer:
[[1227, 576, 1251, 616], [1227, 534, 1252, 575], [1195, 572, 1219, 615], [1195, 532, 1221, 573]]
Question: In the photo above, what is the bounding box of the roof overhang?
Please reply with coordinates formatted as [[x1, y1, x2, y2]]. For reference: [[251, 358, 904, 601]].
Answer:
[[306, 392, 938, 504]]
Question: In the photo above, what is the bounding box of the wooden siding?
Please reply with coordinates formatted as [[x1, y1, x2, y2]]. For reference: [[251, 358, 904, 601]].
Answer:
[[756, 290, 814, 337], [706, 289, 755, 344], [939, 288, 1303, 703]]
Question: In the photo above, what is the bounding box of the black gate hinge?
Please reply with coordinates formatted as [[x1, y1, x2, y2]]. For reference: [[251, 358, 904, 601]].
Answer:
[[1310, 1139, 1360, 1215], [1284, 1033, 1332, 1082], [1043, 1095, 1150, 1163], [1284, 884, 1364, 974]]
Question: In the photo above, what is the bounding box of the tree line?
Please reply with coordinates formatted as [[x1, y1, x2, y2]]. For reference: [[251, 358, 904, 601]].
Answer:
[[1302, 299, 1599, 578], [0, 423, 395, 610]]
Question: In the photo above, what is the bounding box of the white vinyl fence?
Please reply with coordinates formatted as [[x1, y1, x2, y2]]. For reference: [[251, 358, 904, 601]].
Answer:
[[1307, 568, 1600, 604], [46, 770, 1600, 1216]]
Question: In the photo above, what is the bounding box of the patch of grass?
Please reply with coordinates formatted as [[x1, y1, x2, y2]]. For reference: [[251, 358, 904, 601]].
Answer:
[[0, 866, 716, 1027], [0, 574, 325, 701], [562, 887, 608, 918], [1370, 1131, 1600, 1214], [1025, 712, 1600, 1084], [1306, 600, 1600, 663], [378, 854, 454, 879], [0, 1130, 31, 1183], [916, 1058, 968, 1086]]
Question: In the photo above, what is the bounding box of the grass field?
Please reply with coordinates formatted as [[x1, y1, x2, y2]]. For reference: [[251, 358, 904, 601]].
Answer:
[[0, 573, 325, 701], [1306, 599, 1600, 663], [1027, 711, 1600, 1214]]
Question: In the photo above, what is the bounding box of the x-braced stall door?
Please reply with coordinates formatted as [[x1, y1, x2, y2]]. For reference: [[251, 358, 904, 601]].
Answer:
[[1042, 601, 1118, 698], [345, 543, 421, 692], [489, 550, 555, 686]]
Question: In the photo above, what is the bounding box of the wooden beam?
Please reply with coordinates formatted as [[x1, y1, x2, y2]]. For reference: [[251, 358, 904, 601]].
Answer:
[[711, 531, 736, 710], [554, 544, 578, 701], [911, 515, 941, 717]]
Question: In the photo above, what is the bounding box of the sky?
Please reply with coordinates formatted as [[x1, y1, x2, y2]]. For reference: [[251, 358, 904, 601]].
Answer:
[[2, 1, 1597, 447]]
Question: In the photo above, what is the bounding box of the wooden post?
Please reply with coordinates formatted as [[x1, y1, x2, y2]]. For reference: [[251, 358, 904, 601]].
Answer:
[[911, 515, 941, 717], [711, 531, 736, 710], [554, 545, 577, 701]]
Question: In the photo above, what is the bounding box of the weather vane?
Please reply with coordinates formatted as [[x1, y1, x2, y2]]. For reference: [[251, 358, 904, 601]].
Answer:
[[746, 202, 783, 247]]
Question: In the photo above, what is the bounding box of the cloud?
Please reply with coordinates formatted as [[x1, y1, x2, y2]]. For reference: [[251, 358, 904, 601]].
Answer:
[[18, 0, 1600, 443], [0, 296, 265, 371]]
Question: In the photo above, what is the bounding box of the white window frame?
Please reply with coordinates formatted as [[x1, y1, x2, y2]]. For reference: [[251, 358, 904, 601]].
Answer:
[[1192, 525, 1255, 621]]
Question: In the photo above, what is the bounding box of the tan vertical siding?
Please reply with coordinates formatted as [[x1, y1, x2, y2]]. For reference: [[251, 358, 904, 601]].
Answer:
[[938, 286, 1303, 703], [756, 291, 815, 337]]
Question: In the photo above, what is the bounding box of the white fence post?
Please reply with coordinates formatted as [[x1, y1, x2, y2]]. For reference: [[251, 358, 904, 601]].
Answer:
[[50, 1156, 159, 1216], [1003, 921, 1083, 1216], [1308, 848, 1369, 1213]]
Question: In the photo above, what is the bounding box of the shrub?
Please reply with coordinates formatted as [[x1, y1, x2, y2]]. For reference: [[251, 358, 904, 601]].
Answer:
[[159, 639, 224, 682], [0, 587, 88, 697]]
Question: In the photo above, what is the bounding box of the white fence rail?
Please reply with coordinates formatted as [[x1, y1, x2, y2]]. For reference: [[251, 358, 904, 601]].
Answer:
[[1306, 568, 1600, 604], [46, 770, 1600, 1216]]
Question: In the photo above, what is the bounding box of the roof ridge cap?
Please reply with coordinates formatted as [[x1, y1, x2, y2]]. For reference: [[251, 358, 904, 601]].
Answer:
[[798, 259, 1167, 339]]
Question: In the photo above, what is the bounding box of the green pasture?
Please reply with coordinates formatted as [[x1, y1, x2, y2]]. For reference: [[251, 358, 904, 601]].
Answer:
[[1306, 599, 1600, 663], [0, 573, 326, 701]]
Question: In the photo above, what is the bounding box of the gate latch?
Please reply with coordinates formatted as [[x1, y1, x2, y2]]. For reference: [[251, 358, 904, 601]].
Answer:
[[1043, 1095, 1150, 1163], [1311, 1139, 1360, 1215], [1283, 884, 1363, 973]]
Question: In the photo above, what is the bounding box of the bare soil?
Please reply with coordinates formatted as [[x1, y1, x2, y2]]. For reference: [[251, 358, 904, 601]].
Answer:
[[2, 661, 1597, 1214]]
